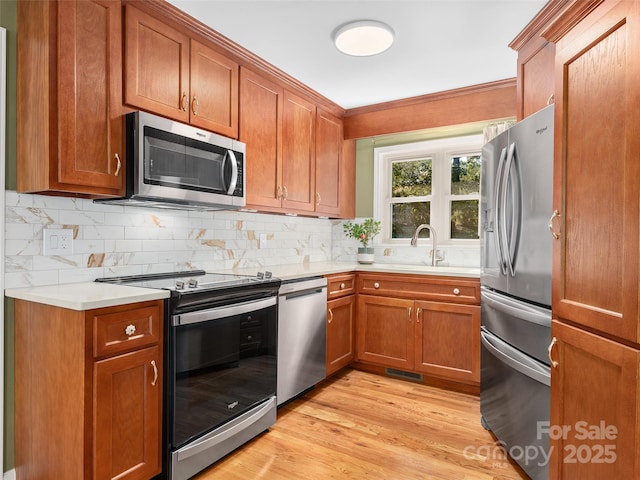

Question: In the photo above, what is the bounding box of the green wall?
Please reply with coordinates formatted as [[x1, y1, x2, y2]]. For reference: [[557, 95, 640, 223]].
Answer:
[[353, 120, 504, 217], [1, 0, 17, 471]]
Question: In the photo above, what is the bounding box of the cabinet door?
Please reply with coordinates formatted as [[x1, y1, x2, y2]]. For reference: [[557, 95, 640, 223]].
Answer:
[[125, 4, 190, 122], [549, 320, 639, 480], [190, 40, 239, 138], [94, 346, 162, 480], [327, 295, 355, 376], [57, 0, 124, 193], [550, 0, 640, 343], [414, 301, 480, 384], [281, 90, 316, 212], [240, 68, 283, 209], [356, 295, 414, 370], [315, 108, 343, 216]]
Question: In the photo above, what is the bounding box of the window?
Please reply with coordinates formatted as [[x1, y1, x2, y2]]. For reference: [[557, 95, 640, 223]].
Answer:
[[374, 135, 482, 245]]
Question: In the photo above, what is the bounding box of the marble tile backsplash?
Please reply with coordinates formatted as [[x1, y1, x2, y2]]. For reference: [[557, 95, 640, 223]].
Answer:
[[3, 191, 480, 289]]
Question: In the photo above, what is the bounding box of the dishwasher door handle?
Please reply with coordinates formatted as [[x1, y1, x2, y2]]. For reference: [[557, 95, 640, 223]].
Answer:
[[280, 288, 326, 301]]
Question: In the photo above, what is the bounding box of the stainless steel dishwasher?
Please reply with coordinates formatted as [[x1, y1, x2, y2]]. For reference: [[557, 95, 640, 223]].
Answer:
[[277, 276, 328, 405]]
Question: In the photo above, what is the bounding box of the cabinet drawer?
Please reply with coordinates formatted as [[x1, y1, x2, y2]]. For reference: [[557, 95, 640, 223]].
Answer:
[[326, 273, 356, 299], [358, 273, 480, 304], [93, 302, 162, 358]]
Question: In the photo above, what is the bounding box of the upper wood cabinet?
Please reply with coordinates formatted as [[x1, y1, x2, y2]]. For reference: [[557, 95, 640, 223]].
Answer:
[[509, 1, 570, 120], [240, 67, 284, 210], [315, 109, 344, 216], [124, 4, 239, 138], [240, 67, 351, 217], [17, 0, 125, 197], [281, 91, 316, 213], [545, 0, 640, 344]]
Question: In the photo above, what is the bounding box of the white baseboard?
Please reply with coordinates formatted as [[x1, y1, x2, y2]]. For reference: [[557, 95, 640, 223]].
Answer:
[[3, 469, 15, 480]]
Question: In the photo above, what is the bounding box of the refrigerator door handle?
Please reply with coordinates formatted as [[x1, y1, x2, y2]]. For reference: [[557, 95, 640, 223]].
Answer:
[[481, 328, 550, 386], [501, 142, 521, 277], [494, 146, 508, 275], [481, 287, 551, 328]]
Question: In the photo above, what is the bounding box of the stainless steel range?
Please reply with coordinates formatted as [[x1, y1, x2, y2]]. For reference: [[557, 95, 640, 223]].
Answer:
[[97, 270, 281, 480]]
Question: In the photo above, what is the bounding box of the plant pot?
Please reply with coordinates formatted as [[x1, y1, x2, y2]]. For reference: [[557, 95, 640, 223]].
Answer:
[[357, 247, 375, 264]]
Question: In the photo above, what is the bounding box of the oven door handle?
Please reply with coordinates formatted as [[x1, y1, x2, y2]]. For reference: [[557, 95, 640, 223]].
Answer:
[[172, 296, 277, 326]]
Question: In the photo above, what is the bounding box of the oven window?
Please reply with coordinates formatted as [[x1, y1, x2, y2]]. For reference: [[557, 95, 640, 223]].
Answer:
[[143, 126, 238, 194], [171, 304, 277, 448]]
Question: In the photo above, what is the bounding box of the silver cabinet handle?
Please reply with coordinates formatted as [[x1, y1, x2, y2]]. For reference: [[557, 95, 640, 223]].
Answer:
[[114, 153, 121, 177], [548, 210, 561, 239], [373, 282, 380, 289], [316, 192, 321, 206], [124, 324, 136, 336], [416, 307, 421, 323], [282, 185, 289, 200], [548, 337, 559, 368], [151, 360, 158, 386], [328, 308, 333, 324], [453, 288, 460, 295], [408, 307, 412, 320]]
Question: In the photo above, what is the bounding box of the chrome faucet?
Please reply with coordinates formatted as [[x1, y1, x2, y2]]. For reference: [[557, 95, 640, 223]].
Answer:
[[410, 224, 440, 266]]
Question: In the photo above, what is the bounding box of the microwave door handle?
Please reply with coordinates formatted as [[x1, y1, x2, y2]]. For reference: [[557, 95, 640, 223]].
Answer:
[[223, 150, 239, 195]]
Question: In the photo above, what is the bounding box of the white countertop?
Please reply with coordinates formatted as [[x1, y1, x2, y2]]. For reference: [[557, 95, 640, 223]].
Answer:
[[4, 282, 170, 311], [4, 262, 478, 311], [230, 261, 480, 281]]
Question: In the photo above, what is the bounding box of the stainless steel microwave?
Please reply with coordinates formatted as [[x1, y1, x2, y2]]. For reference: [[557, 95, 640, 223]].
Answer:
[[95, 111, 245, 210]]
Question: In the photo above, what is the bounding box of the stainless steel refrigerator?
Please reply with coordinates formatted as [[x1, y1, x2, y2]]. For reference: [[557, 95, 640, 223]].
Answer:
[[480, 104, 553, 480]]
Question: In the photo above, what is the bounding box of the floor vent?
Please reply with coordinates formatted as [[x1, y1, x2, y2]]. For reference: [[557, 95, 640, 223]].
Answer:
[[385, 368, 423, 382]]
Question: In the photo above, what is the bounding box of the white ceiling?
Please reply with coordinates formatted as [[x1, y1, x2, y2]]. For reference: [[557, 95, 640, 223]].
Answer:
[[167, 0, 547, 110]]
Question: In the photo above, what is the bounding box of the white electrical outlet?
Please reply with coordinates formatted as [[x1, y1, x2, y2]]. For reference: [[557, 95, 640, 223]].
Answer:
[[43, 228, 74, 256]]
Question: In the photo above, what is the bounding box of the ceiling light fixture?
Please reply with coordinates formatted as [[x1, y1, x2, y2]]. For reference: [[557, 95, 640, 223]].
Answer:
[[333, 20, 395, 57]]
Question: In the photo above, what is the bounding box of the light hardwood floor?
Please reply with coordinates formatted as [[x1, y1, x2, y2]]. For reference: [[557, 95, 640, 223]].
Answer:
[[193, 369, 529, 480]]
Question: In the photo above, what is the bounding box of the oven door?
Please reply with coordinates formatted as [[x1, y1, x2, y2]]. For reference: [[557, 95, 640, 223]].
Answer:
[[169, 296, 277, 450]]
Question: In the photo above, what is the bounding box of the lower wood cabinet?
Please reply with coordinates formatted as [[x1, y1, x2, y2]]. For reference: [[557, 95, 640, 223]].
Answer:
[[549, 320, 640, 479], [356, 273, 481, 385], [326, 294, 356, 376], [15, 299, 163, 480], [325, 273, 356, 376], [414, 300, 480, 383], [94, 346, 162, 480]]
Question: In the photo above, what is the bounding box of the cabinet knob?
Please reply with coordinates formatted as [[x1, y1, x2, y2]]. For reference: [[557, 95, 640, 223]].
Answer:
[[453, 288, 460, 295], [373, 282, 380, 289], [124, 324, 136, 336], [340, 283, 345, 289]]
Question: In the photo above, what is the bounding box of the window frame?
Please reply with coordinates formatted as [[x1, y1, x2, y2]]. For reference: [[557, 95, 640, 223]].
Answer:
[[373, 134, 483, 246]]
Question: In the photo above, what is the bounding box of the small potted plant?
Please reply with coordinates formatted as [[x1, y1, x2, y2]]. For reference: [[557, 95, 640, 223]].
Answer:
[[343, 218, 381, 264]]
